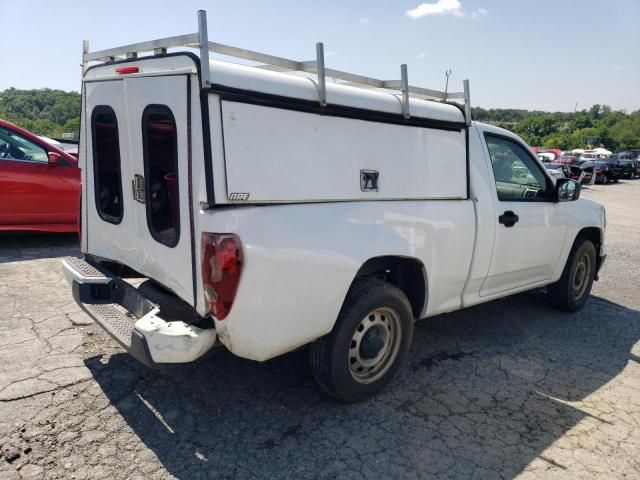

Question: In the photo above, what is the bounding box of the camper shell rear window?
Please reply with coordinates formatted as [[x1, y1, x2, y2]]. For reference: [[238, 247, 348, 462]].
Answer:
[[91, 106, 123, 224], [142, 105, 180, 248]]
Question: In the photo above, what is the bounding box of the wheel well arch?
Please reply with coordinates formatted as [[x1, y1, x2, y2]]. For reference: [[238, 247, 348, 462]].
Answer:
[[575, 226, 602, 256], [350, 256, 427, 318], [574, 227, 604, 278]]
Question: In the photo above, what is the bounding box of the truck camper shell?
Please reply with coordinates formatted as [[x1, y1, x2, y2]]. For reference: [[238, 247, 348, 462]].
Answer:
[[81, 10, 472, 206]]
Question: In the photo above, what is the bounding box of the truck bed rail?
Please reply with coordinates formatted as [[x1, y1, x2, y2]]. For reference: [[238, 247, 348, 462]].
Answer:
[[82, 10, 471, 125]]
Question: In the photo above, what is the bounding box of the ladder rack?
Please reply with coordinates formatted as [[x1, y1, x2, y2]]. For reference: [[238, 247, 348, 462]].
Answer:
[[82, 10, 472, 126]]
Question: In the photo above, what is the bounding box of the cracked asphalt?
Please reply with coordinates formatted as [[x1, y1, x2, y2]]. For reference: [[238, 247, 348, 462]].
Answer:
[[1, 181, 639, 479]]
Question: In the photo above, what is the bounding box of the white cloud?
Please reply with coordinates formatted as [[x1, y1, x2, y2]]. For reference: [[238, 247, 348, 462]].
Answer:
[[478, 7, 488, 15], [359, 17, 370, 24], [406, 0, 465, 19], [417, 51, 428, 59], [471, 7, 488, 18]]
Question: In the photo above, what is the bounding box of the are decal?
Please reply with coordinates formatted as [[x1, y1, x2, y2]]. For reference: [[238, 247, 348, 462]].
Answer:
[[228, 192, 250, 201]]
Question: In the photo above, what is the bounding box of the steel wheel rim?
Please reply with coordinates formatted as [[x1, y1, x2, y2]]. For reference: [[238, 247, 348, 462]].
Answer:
[[572, 252, 592, 299], [348, 307, 402, 384]]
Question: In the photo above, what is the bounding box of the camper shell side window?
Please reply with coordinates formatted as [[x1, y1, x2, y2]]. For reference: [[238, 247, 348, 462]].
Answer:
[[91, 106, 124, 224], [142, 105, 180, 248]]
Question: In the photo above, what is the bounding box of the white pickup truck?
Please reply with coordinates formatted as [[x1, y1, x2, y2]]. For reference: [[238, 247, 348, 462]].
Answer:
[[62, 12, 606, 402]]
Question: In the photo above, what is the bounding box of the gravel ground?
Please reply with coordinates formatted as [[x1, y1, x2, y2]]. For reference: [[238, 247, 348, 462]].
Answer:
[[0, 180, 639, 479]]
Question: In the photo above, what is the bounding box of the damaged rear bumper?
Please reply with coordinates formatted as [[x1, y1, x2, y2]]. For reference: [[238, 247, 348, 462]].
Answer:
[[62, 256, 216, 367]]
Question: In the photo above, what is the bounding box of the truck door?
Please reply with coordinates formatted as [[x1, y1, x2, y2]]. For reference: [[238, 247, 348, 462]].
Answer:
[[479, 132, 567, 297], [84, 74, 195, 305]]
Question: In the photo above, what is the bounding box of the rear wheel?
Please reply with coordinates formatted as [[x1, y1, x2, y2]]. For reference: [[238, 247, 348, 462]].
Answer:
[[309, 279, 414, 402], [547, 238, 596, 311]]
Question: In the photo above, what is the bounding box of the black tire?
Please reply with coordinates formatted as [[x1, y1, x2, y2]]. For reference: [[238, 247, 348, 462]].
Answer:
[[309, 279, 414, 402], [547, 238, 597, 312]]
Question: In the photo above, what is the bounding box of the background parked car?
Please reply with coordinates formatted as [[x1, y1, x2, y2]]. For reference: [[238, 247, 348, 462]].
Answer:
[[544, 162, 587, 184], [608, 154, 635, 179], [43, 138, 79, 159], [539, 149, 562, 162], [538, 152, 556, 162], [623, 150, 640, 176], [543, 162, 567, 181], [567, 164, 586, 184], [611, 152, 638, 178], [591, 160, 618, 184], [0, 119, 80, 233], [558, 153, 579, 165], [576, 162, 595, 184], [579, 152, 599, 162]]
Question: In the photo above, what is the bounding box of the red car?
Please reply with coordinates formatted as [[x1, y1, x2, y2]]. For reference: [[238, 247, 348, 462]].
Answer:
[[0, 119, 80, 233]]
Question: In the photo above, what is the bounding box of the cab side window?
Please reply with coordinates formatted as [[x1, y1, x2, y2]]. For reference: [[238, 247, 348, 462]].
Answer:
[[0, 126, 48, 163], [485, 134, 549, 201]]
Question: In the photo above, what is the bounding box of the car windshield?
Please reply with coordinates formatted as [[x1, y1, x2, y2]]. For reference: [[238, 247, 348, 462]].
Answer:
[[545, 163, 563, 169]]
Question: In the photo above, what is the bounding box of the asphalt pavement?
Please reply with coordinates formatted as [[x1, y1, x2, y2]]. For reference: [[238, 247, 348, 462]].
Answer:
[[1, 180, 639, 479]]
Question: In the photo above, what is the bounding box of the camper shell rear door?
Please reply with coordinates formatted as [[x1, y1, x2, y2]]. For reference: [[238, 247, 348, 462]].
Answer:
[[82, 56, 198, 306]]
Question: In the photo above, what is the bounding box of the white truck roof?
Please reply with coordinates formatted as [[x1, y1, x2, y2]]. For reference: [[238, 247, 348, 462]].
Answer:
[[209, 60, 465, 125], [81, 10, 471, 128], [81, 10, 471, 204]]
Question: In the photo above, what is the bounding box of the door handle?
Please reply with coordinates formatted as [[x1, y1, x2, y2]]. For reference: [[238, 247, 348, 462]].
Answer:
[[132, 174, 145, 203], [499, 210, 519, 227]]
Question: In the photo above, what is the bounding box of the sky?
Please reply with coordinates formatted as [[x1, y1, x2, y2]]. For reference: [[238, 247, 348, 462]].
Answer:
[[1, 0, 639, 112]]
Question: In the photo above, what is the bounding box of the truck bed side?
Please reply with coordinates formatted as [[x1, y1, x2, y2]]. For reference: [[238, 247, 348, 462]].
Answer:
[[197, 200, 475, 361]]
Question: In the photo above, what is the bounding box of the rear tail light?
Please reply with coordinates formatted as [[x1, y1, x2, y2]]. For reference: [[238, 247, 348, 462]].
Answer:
[[201, 233, 243, 320]]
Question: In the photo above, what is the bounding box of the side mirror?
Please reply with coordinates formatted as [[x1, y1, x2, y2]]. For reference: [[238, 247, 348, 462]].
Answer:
[[48, 151, 62, 166], [555, 178, 580, 202]]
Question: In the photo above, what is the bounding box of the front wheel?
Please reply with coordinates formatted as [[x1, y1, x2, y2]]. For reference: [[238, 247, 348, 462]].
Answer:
[[309, 279, 414, 402], [547, 238, 597, 311]]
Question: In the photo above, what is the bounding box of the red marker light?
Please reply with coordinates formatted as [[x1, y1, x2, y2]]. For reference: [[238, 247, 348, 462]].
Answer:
[[116, 66, 139, 75]]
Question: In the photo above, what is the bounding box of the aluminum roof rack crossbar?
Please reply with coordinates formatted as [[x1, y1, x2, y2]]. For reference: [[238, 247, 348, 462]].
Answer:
[[82, 10, 472, 125]]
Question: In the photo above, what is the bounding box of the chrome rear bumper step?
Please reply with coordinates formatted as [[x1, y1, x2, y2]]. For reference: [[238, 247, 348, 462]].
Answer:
[[62, 257, 216, 367]]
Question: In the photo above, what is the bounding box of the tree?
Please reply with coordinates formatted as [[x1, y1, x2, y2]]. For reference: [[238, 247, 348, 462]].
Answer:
[[570, 128, 599, 149], [571, 114, 593, 130], [542, 134, 570, 150], [515, 115, 559, 146], [0, 88, 81, 138]]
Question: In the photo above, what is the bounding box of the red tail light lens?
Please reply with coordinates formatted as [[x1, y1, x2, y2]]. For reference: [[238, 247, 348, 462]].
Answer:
[[116, 66, 139, 74], [201, 233, 243, 320]]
